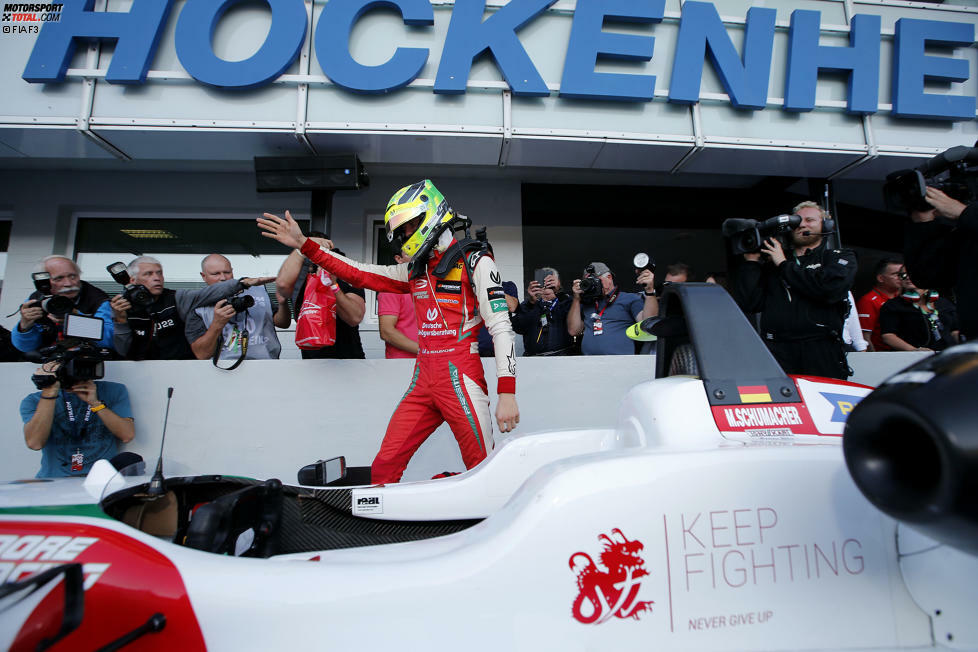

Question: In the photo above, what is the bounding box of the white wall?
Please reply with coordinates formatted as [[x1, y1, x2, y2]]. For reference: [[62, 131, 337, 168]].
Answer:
[[0, 352, 928, 483]]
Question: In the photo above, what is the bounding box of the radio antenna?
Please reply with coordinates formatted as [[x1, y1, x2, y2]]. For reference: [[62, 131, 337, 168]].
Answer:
[[146, 387, 173, 498]]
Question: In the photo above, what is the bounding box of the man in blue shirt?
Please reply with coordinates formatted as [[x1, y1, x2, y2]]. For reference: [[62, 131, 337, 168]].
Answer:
[[13, 256, 114, 354], [568, 262, 657, 355], [20, 365, 134, 478]]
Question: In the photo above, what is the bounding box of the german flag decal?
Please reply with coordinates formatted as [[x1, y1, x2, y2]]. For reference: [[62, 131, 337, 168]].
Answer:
[[737, 385, 772, 403]]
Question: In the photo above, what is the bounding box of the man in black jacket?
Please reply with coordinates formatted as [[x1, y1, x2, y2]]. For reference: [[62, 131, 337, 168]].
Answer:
[[733, 201, 857, 379], [512, 267, 574, 356], [905, 186, 977, 341], [110, 256, 272, 360]]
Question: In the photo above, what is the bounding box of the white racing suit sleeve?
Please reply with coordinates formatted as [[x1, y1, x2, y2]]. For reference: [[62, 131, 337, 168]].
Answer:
[[470, 254, 517, 394]]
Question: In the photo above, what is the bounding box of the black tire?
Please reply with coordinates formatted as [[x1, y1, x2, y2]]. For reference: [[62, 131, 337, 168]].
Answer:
[[668, 343, 699, 376]]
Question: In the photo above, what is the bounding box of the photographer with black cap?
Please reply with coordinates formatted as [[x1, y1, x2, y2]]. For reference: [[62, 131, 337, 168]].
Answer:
[[732, 201, 856, 379], [12, 255, 113, 355], [568, 261, 657, 355], [20, 347, 134, 478]]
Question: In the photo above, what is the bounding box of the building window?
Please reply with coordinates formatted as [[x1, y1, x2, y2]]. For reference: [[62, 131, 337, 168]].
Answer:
[[73, 214, 310, 299]]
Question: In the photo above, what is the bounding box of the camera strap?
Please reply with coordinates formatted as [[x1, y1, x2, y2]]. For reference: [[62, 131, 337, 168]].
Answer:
[[212, 327, 249, 371], [63, 391, 93, 439]]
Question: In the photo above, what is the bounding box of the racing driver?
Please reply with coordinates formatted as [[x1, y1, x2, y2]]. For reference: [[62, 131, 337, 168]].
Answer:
[[258, 180, 519, 484]]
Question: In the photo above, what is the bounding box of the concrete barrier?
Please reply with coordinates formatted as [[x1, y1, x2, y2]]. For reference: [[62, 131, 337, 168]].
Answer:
[[0, 352, 928, 483]]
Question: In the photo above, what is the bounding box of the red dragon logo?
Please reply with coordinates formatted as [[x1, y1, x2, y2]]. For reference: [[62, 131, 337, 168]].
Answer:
[[569, 528, 654, 625]]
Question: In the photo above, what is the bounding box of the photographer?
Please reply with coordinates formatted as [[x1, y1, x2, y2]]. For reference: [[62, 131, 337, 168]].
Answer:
[[513, 267, 574, 356], [732, 201, 856, 379], [110, 256, 273, 360], [567, 262, 657, 355], [12, 256, 113, 355], [185, 254, 281, 361], [20, 363, 134, 478], [904, 187, 977, 341]]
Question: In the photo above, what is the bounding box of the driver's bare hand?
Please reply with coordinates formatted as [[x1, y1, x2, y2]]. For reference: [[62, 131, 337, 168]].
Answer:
[[495, 394, 519, 433], [258, 210, 307, 250]]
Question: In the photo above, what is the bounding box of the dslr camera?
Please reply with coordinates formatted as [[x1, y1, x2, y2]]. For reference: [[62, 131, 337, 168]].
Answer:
[[579, 265, 605, 303], [225, 292, 254, 313], [721, 214, 802, 256], [31, 314, 109, 389], [27, 272, 75, 318], [884, 144, 978, 214], [106, 261, 154, 310]]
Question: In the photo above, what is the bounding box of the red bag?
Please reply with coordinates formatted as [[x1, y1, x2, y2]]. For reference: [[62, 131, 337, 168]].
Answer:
[[295, 270, 337, 350]]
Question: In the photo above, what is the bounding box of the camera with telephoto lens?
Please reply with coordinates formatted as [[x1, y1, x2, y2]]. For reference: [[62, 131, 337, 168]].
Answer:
[[721, 214, 803, 256], [27, 272, 75, 318], [225, 292, 254, 313], [579, 265, 605, 303], [106, 261, 154, 310], [884, 144, 978, 214], [31, 314, 109, 389]]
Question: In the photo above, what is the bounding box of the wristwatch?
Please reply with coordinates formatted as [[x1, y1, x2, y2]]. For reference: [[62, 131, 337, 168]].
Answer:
[[644, 290, 656, 297]]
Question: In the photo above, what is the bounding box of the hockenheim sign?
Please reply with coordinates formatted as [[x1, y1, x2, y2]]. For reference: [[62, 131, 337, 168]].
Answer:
[[20, 0, 977, 122]]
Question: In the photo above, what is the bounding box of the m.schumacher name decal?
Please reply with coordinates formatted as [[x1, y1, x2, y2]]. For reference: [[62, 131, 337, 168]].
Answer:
[[711, 402, 817, 438]]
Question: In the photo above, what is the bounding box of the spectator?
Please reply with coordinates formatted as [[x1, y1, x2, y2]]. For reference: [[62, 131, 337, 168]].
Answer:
[[512, 267, 574, 356], [276, 239, 366, 360], [185, 254, 281, 361], [478, 281, 518, 357], [664, 262, 691, 284], [111, 256, 270, 360], [879, 278, 960, 352], [843, 291, 868, 352], [856, 257, 904, 351], [12, 256, 113, 354], [905, 187, 977, 341], [378, 253, 419, 359], [568, 261, 657, 355], [733, 201, 856, 379], [703, 271, 729, 291], [20, 364, 134, 478]]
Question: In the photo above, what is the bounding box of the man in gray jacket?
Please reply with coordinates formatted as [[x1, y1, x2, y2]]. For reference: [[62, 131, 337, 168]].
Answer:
[[110, 256, 272, 360], [185, 253, 281, 361]]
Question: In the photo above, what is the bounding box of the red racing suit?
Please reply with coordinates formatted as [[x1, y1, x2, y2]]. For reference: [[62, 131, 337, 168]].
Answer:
[[298, 238, 516, 484]]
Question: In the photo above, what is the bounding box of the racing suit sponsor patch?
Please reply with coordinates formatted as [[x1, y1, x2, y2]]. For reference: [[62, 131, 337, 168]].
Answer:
[[490, 299, 508, 313], [436, 280, 462, 294]]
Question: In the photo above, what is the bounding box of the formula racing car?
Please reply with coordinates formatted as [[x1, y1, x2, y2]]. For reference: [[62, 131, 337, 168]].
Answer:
[[2, 284, 976, 651]]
